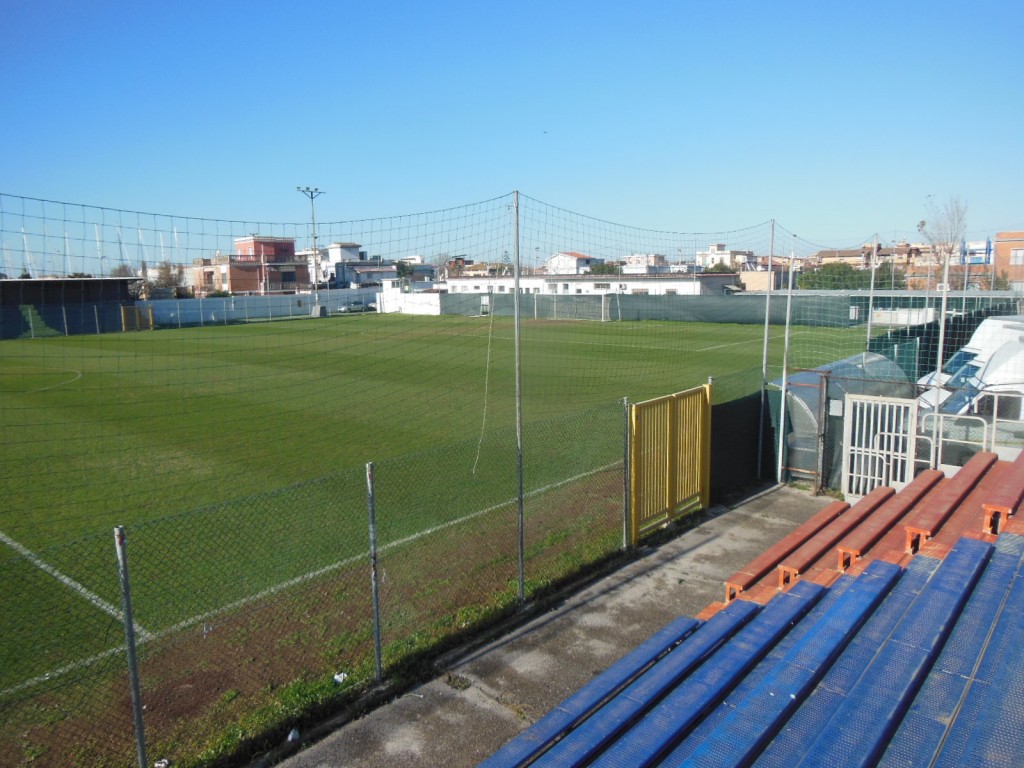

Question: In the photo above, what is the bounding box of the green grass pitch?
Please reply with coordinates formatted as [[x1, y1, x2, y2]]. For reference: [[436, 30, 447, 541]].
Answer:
[[0, 313, 865, 549], [0, 312, 870, 758]]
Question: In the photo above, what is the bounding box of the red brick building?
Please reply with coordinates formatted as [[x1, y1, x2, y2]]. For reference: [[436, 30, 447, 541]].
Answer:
[[192, 236, 311, 295], [993, 231, 1024, 291]]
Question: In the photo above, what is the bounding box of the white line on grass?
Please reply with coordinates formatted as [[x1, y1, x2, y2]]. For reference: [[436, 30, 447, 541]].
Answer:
[[451, 327, 815, 355], [34, 369, 83, 393], [150, 460, 618, 638], [3, 461, 620, 696], [0, 530, 152, 640], [2, 368, 84, 394]]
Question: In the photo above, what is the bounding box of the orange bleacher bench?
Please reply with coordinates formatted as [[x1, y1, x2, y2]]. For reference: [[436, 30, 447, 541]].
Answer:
[[980, 450, 1024, 534], [903, 452, 998, 555], [777, 485, 895, 588], [836, 469, 944, 572], [724, 500, 848, 603]]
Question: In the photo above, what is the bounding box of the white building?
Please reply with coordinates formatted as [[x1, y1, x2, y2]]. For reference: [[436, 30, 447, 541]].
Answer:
[[622, 253, 670, 275], [695, 243, 755, 271], [547, 251, 605, 275], [327, 242, 362, 261], [443, 273, 738, 297], [294, 243, 368, 285]]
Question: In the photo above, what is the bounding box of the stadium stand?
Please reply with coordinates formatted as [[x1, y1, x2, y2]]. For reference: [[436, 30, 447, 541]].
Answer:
[[480, 454, 1024, 768], [775, 484, 893, 589], [723, 500, 848, 603], [836, 469, 944, 571], [902, 452, 998, 554]]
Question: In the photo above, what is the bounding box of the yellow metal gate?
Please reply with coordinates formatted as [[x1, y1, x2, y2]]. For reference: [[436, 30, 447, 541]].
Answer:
[[628, 383, 712, 545]]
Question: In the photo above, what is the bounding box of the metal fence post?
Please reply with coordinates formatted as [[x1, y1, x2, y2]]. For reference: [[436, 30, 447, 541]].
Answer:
[[703, 377, 714, 510], [114, 526, 148, 768], [815, 373, 828, 495], [622, 397, 631, 550], [366, 462, 384, 684]]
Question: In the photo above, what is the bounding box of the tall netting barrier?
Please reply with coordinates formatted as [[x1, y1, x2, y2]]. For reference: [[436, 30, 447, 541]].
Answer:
[[2, 190, 1021, 766], [761, 233, 1024, 487]]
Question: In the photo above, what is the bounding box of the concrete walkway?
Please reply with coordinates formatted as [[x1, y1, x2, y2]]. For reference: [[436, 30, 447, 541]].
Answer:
[[263, 484, 833, 768]]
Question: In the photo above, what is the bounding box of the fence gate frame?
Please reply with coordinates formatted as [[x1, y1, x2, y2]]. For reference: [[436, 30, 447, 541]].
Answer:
[[841, 393, 919, 501], [627, 382, 711, 545]]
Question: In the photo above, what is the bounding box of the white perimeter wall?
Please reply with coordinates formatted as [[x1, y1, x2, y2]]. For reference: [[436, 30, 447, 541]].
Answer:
[[376, 289, 442, 315]]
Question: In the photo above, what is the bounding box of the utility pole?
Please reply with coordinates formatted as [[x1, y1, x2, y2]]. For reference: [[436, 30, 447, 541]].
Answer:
[[297, 186, 324, 310]]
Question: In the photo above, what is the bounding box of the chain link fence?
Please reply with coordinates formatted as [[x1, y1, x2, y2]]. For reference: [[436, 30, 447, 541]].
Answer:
[[0, 404, 628, 768]]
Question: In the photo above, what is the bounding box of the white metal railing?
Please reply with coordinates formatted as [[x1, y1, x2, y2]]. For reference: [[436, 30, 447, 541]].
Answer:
[[920, 390, 1024, 467], [845, 391, 1024, 499], [842, 395, 918, 500]]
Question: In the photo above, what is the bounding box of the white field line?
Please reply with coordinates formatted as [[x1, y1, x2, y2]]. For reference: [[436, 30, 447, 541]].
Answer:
[[2, 461, 620, 697], [2, 367, 84, 394], [443, 328, 814, 355], [34, 369, 83, 393], [0, 530, 151, 641]]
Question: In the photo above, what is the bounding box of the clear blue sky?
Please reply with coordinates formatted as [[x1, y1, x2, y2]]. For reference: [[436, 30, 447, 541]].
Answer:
[[2, 0, 1021, 244]]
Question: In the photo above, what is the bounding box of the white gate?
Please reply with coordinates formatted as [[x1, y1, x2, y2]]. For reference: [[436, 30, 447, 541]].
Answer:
[[842, 394, 919, 500]]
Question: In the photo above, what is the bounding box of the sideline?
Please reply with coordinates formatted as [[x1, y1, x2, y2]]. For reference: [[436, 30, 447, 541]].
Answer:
[[2, 462, 621, 696], [0, 529, 147, 637]]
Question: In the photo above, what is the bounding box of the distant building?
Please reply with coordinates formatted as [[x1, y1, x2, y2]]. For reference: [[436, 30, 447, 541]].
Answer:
[[695, 244, 755, 271], [324, 243, 411, 288], [192, 236, 310, 295], [334, 262, 399, 288], [547, 251, 605, 275], [327, 242, 363, 262], [740, 270, 785, 291], [818, 248, 869, 269], [622, 253, 670, 275], [994, 232, 1024, 291], [444, 273, 739, 296]]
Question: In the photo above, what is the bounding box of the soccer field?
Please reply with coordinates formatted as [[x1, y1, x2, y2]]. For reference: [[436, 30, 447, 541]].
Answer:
[[0, 312, 871, 766], [0, 313, 865, 548]]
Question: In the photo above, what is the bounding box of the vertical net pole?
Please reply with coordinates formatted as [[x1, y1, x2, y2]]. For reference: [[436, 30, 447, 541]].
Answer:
[[512, 191, 525, 603], [776, 240, 797, 484], [932, 251, 953, 463], [866, 236, 878, 346], [758, 220, 775, 479], [114, 526, 148, 768], [366, 462, 383, 683]]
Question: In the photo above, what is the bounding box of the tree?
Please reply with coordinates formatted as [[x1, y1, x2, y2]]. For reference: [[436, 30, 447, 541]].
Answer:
[[588, 261, 621, 275], [874, 262, 908, 290], [704, 261, 737, 274], [395, 261, 414, 279], [798, 262, 906, 290], [917, 196, 968, 286], [109, 264, 147, 298], [917, 197, 968, 371], [153, 260, 185, 288]]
